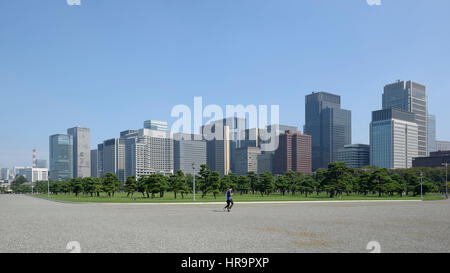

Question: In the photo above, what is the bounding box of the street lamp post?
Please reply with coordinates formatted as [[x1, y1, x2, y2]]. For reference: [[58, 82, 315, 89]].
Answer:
[[442, 162, 448, 199], [420, 171, 423, 199], [48, 180, 50, 198], [192, 163, 196, 201]]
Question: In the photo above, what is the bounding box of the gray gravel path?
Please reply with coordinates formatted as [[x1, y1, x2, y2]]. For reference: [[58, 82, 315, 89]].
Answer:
[[0, 194, 448, 253]]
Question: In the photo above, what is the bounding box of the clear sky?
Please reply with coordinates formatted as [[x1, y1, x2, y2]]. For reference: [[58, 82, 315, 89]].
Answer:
[[1, 0, 449, 168]]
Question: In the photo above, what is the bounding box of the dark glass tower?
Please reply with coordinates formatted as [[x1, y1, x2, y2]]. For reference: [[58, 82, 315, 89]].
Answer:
[[304, 92, 351, 171]]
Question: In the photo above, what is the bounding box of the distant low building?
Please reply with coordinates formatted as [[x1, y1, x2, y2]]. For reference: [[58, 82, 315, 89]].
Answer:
[[436, 141, 450, 152], [337, 144, 370, 169], [24, 168, 49, 182], [412, 151, 450, 168]]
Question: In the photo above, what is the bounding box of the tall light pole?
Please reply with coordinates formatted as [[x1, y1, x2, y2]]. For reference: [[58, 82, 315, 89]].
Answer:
[[47, 180, 50, 198], [442, 162, 448, 199], [420, 171, 423, 199], [192, 163, 196, 201]]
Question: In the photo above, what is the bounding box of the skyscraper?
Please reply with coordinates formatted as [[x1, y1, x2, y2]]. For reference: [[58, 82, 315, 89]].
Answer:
[[382, 80, 427, 156], [99, 138, 126, 183], [49, 134, 73, 181], [427, 114, 437, 154], [90, 149, 98, 178], [304, 92, 351, 170], [370, 109, 418, 169], [173, 133, 207, 175], [201, 117, 246, 176], [67, 126, 91, 178], [97, 143, 104, 178], [273, 130, 312, 175]]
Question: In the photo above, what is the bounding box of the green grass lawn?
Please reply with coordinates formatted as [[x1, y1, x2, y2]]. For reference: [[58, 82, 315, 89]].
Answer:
[[33, 191, 445, 203]]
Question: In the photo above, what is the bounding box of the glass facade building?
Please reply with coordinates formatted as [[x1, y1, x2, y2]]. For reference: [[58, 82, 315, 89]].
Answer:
[[304, 92, 351, 170], [143, 120, 168, 131], [370, 109, 418, 169], [337, 144, 370, 169], [49, 134, 73, 181], [383, 80, 428, 157], [427, 114, 437, 154]]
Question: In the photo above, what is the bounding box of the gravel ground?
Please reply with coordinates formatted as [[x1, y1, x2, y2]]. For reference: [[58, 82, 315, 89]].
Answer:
[[0, 194, 448, 253]]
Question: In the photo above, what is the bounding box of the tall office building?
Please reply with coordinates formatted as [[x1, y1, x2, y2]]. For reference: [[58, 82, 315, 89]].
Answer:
[[173, 133, 207, 175], [370, 109, 418, 169], [49, 134, 73, 181], [273, 130, 312, 175], [382, 80, 427, 156], [98, 138, 126, 183], [427, 114, 437, 154], [234, 147, 261, 175], [90, 149, 98, 178], [436, 141, 450, 151], [143, 120, 168, 131], [304, 92, 351, 170], [67, 126, 91, 178], [125, 128, 174, 178], [337, 144, 370, 169], [97, 143, 104, 178], [201, 117, 246, 176]]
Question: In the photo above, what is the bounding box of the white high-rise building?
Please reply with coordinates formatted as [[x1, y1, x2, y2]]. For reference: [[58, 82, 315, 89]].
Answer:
[[125, 128, 173, 179], [370, 109, 419, 169]]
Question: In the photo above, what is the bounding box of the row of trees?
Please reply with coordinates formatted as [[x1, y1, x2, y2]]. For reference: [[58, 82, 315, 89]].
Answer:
[[7, 163, 449, 198]]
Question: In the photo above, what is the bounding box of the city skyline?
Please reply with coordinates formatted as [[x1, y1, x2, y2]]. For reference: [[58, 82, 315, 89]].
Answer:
[[1, 1, 450, 167]]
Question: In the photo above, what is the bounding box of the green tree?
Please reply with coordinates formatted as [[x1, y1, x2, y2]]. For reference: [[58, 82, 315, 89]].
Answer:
[[11, 176, 28, 193], [247, 172, 259, 194], [209, 171, 221, 199], [69, 178, 84, 197], [237, 175, 251, 194], [369, 168, 392, 197], [169, 170, 188, 199], [258, 172, 274, 196], [102, 173, 120, 197], [198, 164, 212, 198], [323, 162, 353, 198], [274, 175, 288, 195], [125, 176, 137, 197]]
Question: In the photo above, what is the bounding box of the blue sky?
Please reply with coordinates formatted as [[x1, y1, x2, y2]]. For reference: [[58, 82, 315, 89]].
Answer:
[[1, 0, 449, 168]]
